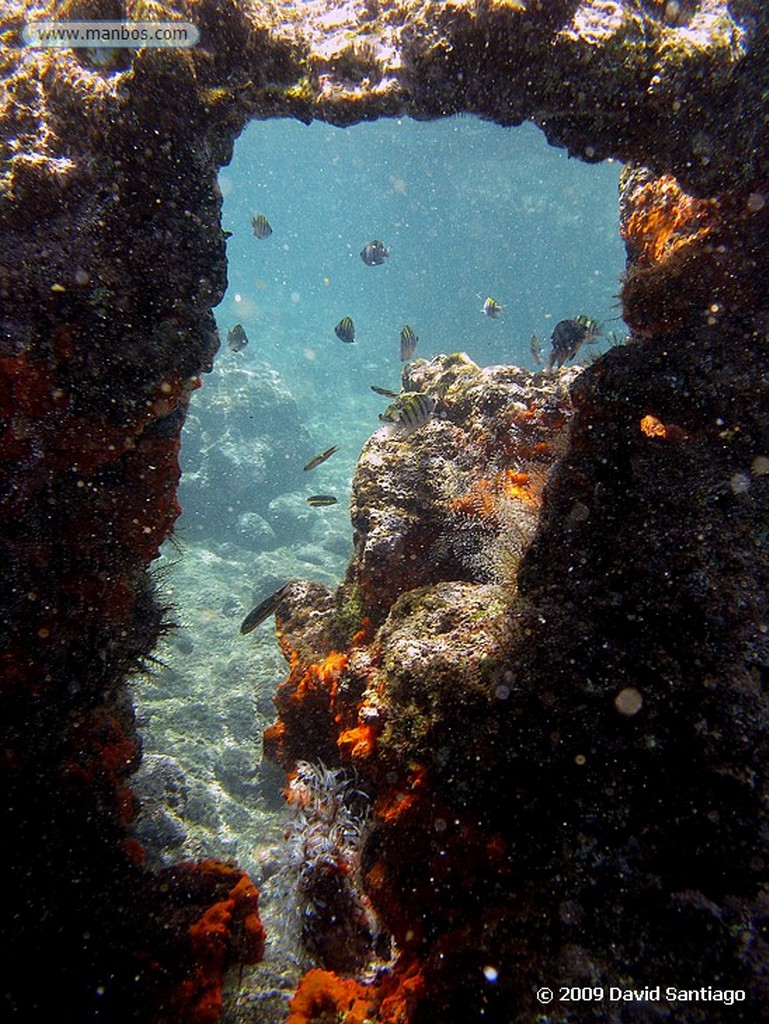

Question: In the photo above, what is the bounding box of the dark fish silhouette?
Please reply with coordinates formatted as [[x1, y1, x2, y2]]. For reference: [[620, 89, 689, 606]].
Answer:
[[360, 240, 390, 266], [400, 324, 419, 361], [306, 495, 339, 507], [548, 315, 603, 369], [227, 324, 249, 352], [251, 214, 273, 239], [335, 316, 356, 343], [370, 385, 399, 398], [530, 333, 543, 365], [240, 583, 289, 635], [303, 445, 338, 472]]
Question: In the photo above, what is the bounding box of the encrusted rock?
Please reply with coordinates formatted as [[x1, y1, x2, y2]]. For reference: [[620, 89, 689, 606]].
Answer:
[[344, 352, 578, 624]]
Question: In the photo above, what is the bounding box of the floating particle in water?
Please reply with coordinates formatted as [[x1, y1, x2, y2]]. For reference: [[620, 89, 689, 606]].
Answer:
[[614, 686, 643, 716], [569, 501, 590, 522], [747, 192, 766, 213], [559, 900, 585, 926], [730, 472, 751, 495]]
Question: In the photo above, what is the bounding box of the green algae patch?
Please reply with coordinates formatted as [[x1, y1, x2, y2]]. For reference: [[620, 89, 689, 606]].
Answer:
[[332, 579, 367, 647]]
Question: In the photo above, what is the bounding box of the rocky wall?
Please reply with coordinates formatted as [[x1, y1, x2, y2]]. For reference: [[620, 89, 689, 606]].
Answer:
[[1, 0, 767, 1022]]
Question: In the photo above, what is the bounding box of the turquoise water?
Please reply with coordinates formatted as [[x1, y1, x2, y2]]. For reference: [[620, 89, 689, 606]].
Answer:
[[156, 118, 626, 877], [216, 117, 624, 419], [175, 117, 624, 553], [141, 118, 631, 1006]]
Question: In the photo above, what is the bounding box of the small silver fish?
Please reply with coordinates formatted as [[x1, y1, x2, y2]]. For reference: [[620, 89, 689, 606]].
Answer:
[[227, 324, 249, 352], [306, 494, 339, 507], [379, 392, 437, 439], [303, 445, 338, 472], [482, 297, 504, 319], [251, 214, 273, 239], [335, 316, 356, 343], [240, 583, 289, 634], [400, 324, 419, 361], [360, 240, 390, 266], [370, 385, 399, 398]]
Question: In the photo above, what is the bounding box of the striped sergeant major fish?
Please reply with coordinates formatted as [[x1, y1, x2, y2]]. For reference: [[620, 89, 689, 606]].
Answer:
[[379, 391, 437, 439]]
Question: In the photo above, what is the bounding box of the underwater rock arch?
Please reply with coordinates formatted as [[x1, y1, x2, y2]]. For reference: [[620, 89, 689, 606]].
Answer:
[[1, 0, 767, 1020]]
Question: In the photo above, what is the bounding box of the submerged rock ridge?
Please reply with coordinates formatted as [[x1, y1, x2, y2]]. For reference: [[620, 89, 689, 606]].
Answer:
[[265, 354, 581, 1016], [265, 354, 579, 771], [267, 346, 769, 1022], [0, 1, 767, 1023]]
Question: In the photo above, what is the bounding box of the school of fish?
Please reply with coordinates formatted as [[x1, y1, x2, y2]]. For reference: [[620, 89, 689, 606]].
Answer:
[[231, 213, 607, 633]]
